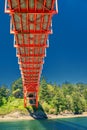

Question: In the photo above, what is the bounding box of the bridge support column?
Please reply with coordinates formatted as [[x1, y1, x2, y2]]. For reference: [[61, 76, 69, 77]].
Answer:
[[24, 89, 27, 107], [24, 96, 27, 108], [36, 90, 38, 108]]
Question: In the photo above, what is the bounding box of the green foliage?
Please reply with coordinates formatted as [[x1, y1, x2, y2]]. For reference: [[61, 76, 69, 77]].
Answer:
[[0, 78, 87, 115], [42, 102, 49, 113], [0, 85, 10, 106], [39, 78, 50, 104], [39, 80, 87, 115], [0, 98, 28, 115], [71, 92, 86, 114], [12, 88, 22, 98], [11, 78, 23, 98]]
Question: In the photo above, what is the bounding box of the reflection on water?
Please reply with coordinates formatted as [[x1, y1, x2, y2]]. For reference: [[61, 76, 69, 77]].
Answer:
[[0, 117, 87, 130]]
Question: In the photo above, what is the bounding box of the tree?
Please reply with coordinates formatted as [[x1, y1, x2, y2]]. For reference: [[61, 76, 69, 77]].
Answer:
[[39, 78, 50, 104], [72, 92, 86, 114], [51, 89, 66, 113], [11, 78, 23, 98], [65, 95, 73, 111], [12, 89, 22, 98], [62, 82, 75, 96], [0, 85, 10, 98], [0, 85, 10, 106]]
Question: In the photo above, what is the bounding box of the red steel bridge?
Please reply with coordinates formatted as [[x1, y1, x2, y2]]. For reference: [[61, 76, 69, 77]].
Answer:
[[5, 0, 58, 108]]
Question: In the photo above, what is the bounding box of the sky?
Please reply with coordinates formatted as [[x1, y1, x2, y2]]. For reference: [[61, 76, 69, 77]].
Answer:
[[0, 0, 87, 87]]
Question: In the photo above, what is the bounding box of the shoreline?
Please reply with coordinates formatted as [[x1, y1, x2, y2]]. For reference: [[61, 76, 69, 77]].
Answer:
[[0, 112, 87, 122], [48, 113, 87, 120]]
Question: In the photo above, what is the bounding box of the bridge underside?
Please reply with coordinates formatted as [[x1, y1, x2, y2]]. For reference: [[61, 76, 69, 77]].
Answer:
[[5, 0, 58, 107]]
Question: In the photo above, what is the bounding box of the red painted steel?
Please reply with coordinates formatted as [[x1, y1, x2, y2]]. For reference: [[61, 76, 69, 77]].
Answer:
[[5, 0, 58, 108]]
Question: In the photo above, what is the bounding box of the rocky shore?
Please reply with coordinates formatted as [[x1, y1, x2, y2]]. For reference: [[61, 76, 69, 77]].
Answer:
[[48, 112, 87, 119], [0, 110, 47, 121], [0, 111, 87, 122]]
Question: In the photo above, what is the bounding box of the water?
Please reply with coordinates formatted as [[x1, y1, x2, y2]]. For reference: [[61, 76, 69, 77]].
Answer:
[[0, 117, 87, 130]]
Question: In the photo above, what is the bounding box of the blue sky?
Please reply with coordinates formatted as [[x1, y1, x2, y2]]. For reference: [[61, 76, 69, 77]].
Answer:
[[0, 0, 87, 87]]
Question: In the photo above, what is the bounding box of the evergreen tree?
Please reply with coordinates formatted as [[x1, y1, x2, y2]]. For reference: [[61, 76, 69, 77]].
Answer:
[[39, 78, 50, 103], [11, 78, 23, 98]]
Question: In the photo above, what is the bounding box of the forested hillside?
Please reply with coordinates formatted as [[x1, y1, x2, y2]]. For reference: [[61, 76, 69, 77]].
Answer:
[[0, 78, 87, 115]]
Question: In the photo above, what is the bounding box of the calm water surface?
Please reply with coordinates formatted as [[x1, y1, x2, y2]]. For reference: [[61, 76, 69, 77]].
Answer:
[[0, 117, 87, 130]]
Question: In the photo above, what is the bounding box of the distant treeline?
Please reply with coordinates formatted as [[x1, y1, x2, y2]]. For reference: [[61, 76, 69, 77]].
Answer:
[[0, 78, 87, 115]]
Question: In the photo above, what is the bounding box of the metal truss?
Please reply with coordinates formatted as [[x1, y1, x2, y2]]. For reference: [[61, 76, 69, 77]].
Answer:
[[5, 0, 58, 108]]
